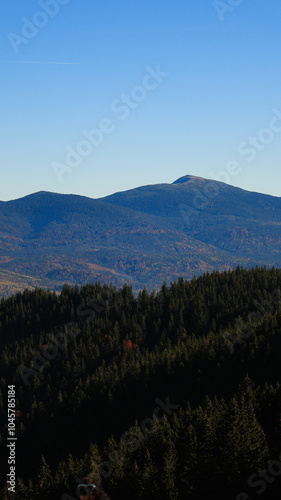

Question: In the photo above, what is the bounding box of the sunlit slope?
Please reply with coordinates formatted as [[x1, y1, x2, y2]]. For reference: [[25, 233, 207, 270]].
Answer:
[[0, 176, 280, 295]]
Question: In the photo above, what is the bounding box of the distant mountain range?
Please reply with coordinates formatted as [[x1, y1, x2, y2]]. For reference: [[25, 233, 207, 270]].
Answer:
[[1, 175, 281, 295]]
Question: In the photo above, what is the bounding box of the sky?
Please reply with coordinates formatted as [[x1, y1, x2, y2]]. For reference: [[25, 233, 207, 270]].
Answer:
[[1, 0, 281, 201]]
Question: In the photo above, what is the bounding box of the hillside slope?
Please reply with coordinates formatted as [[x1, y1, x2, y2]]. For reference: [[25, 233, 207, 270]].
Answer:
[[1, 267, 281, 499], [0, 176, 281, 294]]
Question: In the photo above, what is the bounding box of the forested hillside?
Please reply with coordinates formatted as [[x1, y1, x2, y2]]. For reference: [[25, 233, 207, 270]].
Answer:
[[1, 266, 281, 499], [1, 177, 281, 295]]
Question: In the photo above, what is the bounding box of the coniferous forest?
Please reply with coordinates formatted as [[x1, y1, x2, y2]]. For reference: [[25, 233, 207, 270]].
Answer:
[[1, 266, 281, 499]]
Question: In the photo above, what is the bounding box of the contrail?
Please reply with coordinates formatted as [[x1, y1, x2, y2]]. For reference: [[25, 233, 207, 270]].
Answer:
[[1, 61, 80, 65]]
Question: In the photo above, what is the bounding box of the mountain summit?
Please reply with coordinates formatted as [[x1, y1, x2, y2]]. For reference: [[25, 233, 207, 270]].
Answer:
[[172, 174, 206, 184], [0, 177, 281, 295]]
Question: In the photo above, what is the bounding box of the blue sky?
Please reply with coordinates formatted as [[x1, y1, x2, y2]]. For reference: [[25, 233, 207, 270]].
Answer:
[[1, 0, 281, 201]]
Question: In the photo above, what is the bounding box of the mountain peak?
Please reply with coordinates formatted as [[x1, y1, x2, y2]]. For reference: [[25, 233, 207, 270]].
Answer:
[[172, 175, 206, 184], [0, 177, 281, 296]]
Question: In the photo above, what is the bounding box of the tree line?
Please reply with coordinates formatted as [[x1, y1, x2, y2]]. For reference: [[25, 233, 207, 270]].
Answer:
[[0, 266, 281, 498]]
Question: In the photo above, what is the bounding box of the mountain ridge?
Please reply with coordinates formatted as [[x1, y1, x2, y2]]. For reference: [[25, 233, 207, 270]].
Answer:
[[0, 176, 280, 295], [4, 175, 281, 203]]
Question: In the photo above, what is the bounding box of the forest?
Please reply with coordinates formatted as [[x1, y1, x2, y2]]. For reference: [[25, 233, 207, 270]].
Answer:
[[1, 265, 281, 499]]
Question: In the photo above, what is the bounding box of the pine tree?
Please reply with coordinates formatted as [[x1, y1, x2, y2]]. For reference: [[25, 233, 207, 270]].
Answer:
[[36, 456, 54, 498], [161, 439, 179, 499]]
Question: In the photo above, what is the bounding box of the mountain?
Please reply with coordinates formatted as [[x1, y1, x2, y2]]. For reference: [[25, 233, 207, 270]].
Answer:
[[0, 175, 281, 295]]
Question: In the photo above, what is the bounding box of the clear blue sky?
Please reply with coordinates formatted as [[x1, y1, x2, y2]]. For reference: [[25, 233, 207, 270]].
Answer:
[[1, 0, 281, 201]]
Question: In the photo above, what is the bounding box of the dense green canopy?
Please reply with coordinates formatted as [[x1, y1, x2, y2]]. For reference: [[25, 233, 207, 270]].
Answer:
[[1, 266, 281, 499]]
